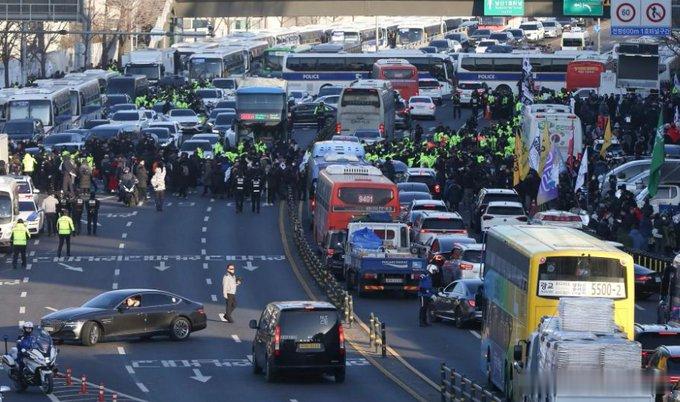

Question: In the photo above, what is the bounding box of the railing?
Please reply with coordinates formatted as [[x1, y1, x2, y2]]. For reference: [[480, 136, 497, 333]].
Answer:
[[440, 363, 502, 402], [368, 313, 386, 357], [627, 248, 673, 273]]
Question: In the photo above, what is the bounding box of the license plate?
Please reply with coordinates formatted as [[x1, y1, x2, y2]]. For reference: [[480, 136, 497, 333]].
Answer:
[[384, 278, 403, 284], [43, 326, 54, 332], [297, 342, 322, 350], [656, 277, 661, 283]]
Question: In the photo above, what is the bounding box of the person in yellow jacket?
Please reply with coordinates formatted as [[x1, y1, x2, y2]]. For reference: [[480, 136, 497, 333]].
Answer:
[[57, 209, 75, 258], [22, 153, 36, 176], [11, 219, 30, 269]]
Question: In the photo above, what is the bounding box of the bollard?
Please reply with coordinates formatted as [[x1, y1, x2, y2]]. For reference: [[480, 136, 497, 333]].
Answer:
[[369, 313, 375, 347], [66, 368, 72, 386], [440, 363, 447, 402], [380, 322, 386, 357], [79, 375, 87, 394], [98, 383, 105, 402]]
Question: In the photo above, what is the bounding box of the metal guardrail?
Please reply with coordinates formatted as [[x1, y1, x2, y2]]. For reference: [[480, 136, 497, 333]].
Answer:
[[628, 248, 672, 273], [440, 363, 502, 402], [368, 313, 386, 357]]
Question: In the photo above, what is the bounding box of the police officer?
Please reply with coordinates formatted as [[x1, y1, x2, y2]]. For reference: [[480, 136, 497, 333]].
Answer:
[[314, 101, 328, 132], [71, 192, 85, 236], [419, 265, 436, 327], [452, 91, 462, 120], [86, 192, 100, 236], [234, 170, 246, 213], [11, 219, 30, 269], [57, 209, 75, 258], [251, 172, 262, 214]]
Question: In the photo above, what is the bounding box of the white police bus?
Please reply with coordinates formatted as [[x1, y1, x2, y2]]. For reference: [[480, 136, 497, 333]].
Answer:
[[282, 50, 455, 96], [455, 52, 596, 94], [35, 78, 102, 124], [7, 87, 72, 133], [188, 48, 246, 81]]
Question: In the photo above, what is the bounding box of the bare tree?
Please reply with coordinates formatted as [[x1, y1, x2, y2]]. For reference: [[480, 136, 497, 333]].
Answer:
[[661, 31, 680, 57], [0, 21, 19, 87], [26, 21, 68, 78]]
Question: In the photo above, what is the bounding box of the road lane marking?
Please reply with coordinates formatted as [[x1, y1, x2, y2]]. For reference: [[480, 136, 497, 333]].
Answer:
[[231, 335, 241, 343], [201, 238, 206, 244], [26, 263, 32, 271], [118, 347, 126, 355], [119, 243, 125, 249], [203, 263, 208, 270], [635, 304, 644, 311], [126, 221, 132, 227], [469, 330, 481, 339], [202, 227, 207, 232], [204, 216, 209, 222], [29, 251, 35, 256], [201, 249, 206, 255], [34, 239, 39, 245], [20, 291, 26, 298], [136, 382, 149, 393], [125, 365, 135, 374], [206, 278, 212, 285], [22, 277, 29, 283], [207, 207, 212, 212], [211, 295, 217, 302], [112, 282, 118, 290], [114, 269, 120, 276], [19, 306, 25, 314], [45, 307, 57, 312], [30, 254, 286, 262], [122, 233, 128, 239]]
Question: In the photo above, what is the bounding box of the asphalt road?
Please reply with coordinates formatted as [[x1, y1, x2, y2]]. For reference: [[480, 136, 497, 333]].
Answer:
[[0, 194, 418, 402]]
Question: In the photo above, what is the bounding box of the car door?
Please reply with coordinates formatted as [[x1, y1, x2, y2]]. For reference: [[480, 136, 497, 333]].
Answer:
[[110, 294, 147, 336], [254, 307, 273, 366], [140, 292, 180, 334], [447, 282, 467, 318], [435, 282, 459, 319]]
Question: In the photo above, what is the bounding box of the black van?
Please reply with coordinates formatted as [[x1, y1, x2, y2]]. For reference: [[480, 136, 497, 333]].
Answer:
[[250, 301, 345, 382], [106, 75, 149, 101]]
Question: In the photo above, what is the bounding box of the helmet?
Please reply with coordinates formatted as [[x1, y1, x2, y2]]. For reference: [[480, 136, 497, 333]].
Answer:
[[22, 321, 34, 334], [427, 264, 438, 275]]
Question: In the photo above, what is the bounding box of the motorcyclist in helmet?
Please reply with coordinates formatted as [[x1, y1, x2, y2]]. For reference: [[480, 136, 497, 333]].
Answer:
[[418, 265, 437, 327], [16, 321, 35, 372]]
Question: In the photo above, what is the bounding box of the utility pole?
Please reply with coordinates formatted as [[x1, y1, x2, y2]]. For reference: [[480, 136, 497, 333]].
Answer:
[[597, 17, 601, 53], [375, 15, 379, 52], [20, 22, 27, 85]]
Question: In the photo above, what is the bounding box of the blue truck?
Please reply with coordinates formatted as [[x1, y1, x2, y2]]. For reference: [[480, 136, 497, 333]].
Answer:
[[343, 222, 426, 297]]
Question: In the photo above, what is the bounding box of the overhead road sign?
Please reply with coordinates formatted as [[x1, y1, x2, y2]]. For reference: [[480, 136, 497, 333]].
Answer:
[[611, 0, 671, 36], [484, 0, 525, 15], [0, 0, 84, 21], [563, 0, 604, 16]]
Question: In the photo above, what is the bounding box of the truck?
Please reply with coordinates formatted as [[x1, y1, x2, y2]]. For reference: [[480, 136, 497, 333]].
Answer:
[[121, 48, 176, 84], [343, 221, 426, 297]]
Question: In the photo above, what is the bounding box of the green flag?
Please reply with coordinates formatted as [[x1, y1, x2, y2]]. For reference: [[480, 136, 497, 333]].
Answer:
[[648, 112, 666, 198]]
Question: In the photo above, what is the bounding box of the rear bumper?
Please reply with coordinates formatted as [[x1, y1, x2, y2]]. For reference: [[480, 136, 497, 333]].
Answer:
[[273, 362, 345, 371]]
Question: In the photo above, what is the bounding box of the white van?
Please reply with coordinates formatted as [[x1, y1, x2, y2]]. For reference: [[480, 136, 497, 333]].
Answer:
[[0, 176, 20, 247]]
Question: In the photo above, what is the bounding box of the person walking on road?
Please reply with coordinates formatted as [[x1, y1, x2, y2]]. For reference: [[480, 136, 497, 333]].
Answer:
[[41, 192, 59, 236], [418, 265, 436, 327], [86, 192, 100, 235], [57, 209, 75, 258], [251, 172, 262, 214], [71, 193, 85, 236], [151, 162, 166, 212], [221, 264, 241, 323], [234, 170, 245, 213], [11, 219, 30, 269], [452, 91, 462, 120]]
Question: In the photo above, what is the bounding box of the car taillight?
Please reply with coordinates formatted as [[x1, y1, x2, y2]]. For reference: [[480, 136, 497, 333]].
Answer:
[[379, 123, 385, 136], [363, 273, 378, 279], [326, 248, 335, 257], [434, 184, 441, 193], [670, 375, 680, 383], [274, 325, 281, 357], [428, 104, 435, 110], [636, 275, 651, 282], [460, 263, 473, 270], [467, 300, 476, 308], [335, 123, 341, 133], [338, 325, 346, 356], [517, 216, 528, 222], [196, 308, 205, 315], [420, 229, 429, 233], [411, 273, 422, 280], [482, 215, 493, 220]]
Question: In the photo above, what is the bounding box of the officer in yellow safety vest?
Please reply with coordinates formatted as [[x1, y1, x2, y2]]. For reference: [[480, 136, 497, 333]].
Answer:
[[11, 219, 30, 269], [57, 209, 75, 258], [196, 147, 204, 159], [22, 152, 36, 176], [212, 142, 224, 157]]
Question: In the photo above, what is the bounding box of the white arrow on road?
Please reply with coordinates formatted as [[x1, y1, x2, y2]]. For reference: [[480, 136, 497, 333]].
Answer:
[[80, 219, 102, 227], [58, 262, 83, 272], [242, 261, 258, 271], [154, 261, 171, 272], [190, 368, 211, 383]]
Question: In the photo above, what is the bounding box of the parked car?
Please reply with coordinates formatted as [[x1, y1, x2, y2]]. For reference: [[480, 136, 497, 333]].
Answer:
[[250, 301, 345, 382], [418, 79, 443, 104], [634, 264, 661, 300], [168, 109, 202, 134], [541, 20, 563, 38], [480, 201, 528, 232], [519, 21, 545, 41], [472, 188, 522, 231], [405, 168, 440, 198], [428, 278, 484, 328], [408, 96, 436, 119]]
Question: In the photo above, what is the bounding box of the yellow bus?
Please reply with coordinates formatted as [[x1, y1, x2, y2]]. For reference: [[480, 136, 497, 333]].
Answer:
[[479, 225, 634, 397]]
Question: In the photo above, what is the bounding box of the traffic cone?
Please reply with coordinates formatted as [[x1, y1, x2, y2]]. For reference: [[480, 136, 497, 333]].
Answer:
[[65, 368, 72, 386], [112, 394, 118, 402], [79, 375, 87, 394], [98, 383, 105, 402]]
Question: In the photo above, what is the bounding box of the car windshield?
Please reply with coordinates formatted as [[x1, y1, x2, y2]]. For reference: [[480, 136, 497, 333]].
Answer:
[[410, 98, 429, 104], [111, 111, 139, 121], [471, 29, 491, 37], [171, 109, 196, 117], [279, 309, 337, 339], [19, 201, 35, 212], [355, 130, 379, 139], [90, 128, 119, 139], [82, 292, 123, 308], [462, 250, 483, 263], [479, 41, 496, 47], [181, 141, 209, 151], [487, 206, 524, 215], [399, 192, 432, 204], [520, 24, 539, 31], [543, 21, 556, 27], [105, 95, 128, 106], [215, 114, 235, 125], [408, 175, 435, 186], [419, 80, 439, 88], [142, 129, 170, 139], [481, 193, 520, 204], [196, 89, 221, 99], [151, 124, 176, 134], [489, 34, 507, 41], [422, 218, 465, 230], [213, 79, 235, 89]]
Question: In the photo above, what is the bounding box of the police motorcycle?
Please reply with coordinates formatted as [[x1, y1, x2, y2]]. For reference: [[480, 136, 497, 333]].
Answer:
[[1, 323, 58, 394]]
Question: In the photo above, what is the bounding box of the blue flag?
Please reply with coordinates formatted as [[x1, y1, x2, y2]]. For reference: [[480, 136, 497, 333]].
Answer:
[[537, 144, 559, 205]]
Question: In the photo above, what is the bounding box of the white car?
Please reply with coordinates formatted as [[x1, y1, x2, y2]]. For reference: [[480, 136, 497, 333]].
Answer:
[[531, 210, 583, 229], [168, 109, 202, 134], [180, 139, 213, 158], [109, 110, 149, 132], [210, 112, 237, 148], [456, 83, 485, 105], [475, 39, 499, 53], [353, 129, 384, 146], [316, 95, 340, 107], [408, 96, 436, 119], [191, 133, 221, 150], [11, 175, 39, 202], [418, 79, 443, 104], [288, 90, 313, 105], [519, 21, 545, 41], [541, 20, 563, 38], [18, 198, 44, 235], [480, 201, 528, 232]]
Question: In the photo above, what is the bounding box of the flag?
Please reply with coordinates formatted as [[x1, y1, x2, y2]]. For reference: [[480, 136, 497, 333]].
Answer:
[[513, 134, 521, 187], [537, 144, 559, 205], [575, 147, 588, 192], [649, 112, 666, 198], [522, 57, 532, 74], [599, 117, 612, 158], [539, 122, 551, 175], [566, 129, 575, 171], [528, 135, 541, 172], [674, 74, 680, 95]]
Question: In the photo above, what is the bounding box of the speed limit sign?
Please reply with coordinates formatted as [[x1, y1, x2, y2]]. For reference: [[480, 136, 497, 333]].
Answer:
[[616, 2, 636, 22]]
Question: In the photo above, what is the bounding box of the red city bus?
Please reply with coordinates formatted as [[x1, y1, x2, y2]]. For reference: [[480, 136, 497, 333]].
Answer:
[[313, 164, 400, 245], [371, 59, 419, 100], [565, 60, 606, 91]]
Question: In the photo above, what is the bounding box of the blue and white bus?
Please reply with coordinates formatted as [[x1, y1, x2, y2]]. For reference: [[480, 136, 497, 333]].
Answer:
[[455, 52, 595, 94], [282, 51, 455, 96]]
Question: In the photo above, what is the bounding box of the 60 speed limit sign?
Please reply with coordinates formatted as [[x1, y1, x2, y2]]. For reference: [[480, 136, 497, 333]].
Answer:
[[611, 0, 671, 36], [616, 2, 636, 22]]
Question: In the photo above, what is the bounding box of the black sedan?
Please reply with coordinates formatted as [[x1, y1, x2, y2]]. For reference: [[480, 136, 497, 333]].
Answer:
[[40, 289, 207, 346], [428, 279, 483, 328], [290, 102, 336, 125], [635, 264, 661, 300]]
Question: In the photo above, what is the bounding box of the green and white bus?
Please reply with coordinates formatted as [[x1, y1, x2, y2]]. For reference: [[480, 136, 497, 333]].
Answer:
[[261, 44, 312, 78]]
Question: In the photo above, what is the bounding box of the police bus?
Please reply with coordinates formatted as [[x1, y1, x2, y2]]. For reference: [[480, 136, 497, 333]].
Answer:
[[188, 48, 246, 81], [7, 87, 72, 133], [336, 81, 396, 140], [282, 50, 455, 96], [35, 78, 102, 123], [396, 19, 444, 46], [261, 44, 312, 77], [455, 52, 598, 94]]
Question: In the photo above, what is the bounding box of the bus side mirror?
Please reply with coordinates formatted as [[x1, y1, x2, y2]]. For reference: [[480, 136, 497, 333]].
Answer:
[[513, 344, 523, 362]]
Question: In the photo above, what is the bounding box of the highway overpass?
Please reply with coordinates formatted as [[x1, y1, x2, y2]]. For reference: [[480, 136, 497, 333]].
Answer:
[[172, 0, 607, 18]]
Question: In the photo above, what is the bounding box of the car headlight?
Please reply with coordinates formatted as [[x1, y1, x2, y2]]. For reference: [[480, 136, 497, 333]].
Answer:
[[64, 321, 84, 329]]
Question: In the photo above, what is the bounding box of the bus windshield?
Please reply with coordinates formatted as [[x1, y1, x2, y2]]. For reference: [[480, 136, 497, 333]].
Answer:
[[537, 256, 627, 299], [190, 59, 222, 80], [9, 100, 51, 126], [124, 65, 160, 80], [398, 28, 423, 44], [341, 89, 380, 107], [236, 93, 284, 111]]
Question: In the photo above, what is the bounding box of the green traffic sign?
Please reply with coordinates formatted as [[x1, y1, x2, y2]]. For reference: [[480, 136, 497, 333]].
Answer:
[[484, 0, 525, 16], [563, 0, 603, 16]]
